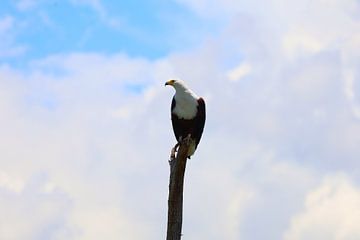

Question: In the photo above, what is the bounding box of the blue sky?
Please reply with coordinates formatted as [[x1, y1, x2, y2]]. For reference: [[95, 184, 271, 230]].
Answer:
[[1, 0, 360, 240], [0, 0, 219, 64]]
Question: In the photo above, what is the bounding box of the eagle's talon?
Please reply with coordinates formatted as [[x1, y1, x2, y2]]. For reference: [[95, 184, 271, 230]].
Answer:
[[183, 134, 192, 145]]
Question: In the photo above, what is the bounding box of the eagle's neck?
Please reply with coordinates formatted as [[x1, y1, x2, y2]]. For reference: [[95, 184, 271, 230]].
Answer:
[[173, 88, 199, 120]]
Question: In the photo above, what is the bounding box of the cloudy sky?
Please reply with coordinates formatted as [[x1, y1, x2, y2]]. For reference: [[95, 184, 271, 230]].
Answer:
[[1, 0, 360, 239]]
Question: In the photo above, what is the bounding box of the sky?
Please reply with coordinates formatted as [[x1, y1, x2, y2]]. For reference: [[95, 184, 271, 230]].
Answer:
[[1, 0, 360, 239]]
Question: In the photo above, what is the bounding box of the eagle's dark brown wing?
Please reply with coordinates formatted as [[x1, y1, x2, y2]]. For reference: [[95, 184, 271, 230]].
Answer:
[[193, 97, 206, 147], [170, 97, 206, 149]]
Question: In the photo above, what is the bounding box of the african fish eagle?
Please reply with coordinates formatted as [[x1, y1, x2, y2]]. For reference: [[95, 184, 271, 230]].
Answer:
[[165, 79, 206, 158]]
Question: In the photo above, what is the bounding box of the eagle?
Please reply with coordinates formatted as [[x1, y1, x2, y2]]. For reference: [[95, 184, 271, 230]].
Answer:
[[165, 79, 206, 158]]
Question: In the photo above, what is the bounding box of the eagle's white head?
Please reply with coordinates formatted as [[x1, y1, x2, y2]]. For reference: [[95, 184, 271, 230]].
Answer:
[[165, 79, 199, 99], [165, 79, 187, 91]]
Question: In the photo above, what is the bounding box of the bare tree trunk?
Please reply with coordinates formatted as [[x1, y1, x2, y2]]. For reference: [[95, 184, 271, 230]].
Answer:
[[166, 140, 190, 240]]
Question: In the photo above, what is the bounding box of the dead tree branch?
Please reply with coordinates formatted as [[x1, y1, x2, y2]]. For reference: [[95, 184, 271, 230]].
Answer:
[[166, 139, 190, 240]]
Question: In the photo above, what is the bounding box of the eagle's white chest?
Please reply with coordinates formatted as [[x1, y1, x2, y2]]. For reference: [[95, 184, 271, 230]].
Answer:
[[173, 92, 198, 120]]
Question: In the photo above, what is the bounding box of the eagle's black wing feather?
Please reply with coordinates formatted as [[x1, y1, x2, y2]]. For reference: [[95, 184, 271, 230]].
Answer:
[[193, 98, 206, 147], [171, 97, 206, 149], [171, 97, 182, 142]]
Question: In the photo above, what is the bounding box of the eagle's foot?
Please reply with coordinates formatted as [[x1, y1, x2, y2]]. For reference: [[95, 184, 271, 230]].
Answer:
[[183, 134, 192, 146]]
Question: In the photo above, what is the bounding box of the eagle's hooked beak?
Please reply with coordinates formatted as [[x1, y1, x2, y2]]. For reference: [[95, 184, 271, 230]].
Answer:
[[165, 79, 175, 86]]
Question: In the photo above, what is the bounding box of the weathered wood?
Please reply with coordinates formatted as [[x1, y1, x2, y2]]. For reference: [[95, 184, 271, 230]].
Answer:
[[166, 140, 190, 240]]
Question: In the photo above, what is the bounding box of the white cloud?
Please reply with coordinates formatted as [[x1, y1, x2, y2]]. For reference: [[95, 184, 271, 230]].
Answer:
[[0, 171, 25, 193], [342, 33, 360, 120], [284, 175, 360, 240], [227, 62, 252, 82], [283, 32, 324, 57], [0, 174, 74, 240]]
